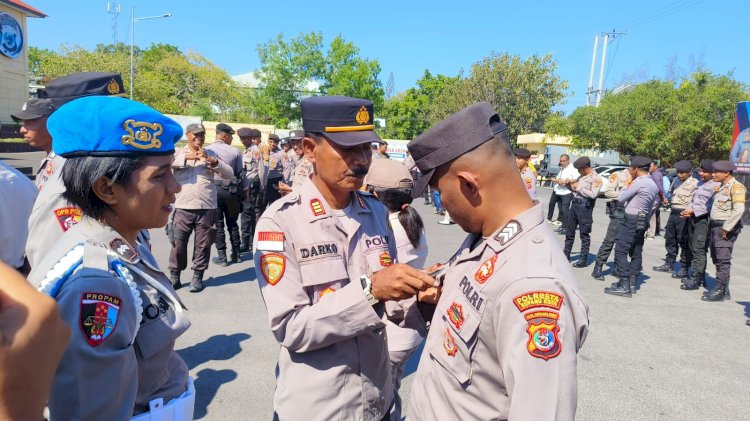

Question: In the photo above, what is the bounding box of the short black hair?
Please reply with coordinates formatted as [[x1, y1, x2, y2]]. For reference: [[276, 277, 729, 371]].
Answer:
[[304, 131, 326, 144], [61, 156, 144, 221]]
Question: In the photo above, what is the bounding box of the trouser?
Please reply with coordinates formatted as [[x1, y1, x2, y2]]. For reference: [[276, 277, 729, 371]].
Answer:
[[614, 213, 648, 278], [709, 222, 742, 287], [215, 187, 241, 253], [548, 192, 572, 227], [664, 209, 691, 265], [240, 177, 262, 248], [647, 203, 661, 236], [169, 208, 216, 272], [433, 190, 443, 211], [595, 205, 625, 264], [687, 216, 710, 275], [264, 176, 283, 210], [563, 201, 593, 257]]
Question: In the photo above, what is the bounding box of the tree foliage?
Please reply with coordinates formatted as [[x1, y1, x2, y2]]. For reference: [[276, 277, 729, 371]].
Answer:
[[546, 71, 750, 163]]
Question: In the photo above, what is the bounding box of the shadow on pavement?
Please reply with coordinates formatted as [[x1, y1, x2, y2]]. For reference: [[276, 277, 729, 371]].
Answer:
[[178, 333, 251, 370], [206, 267, 257, 288], [736, 301, 750, 318], [192, 368, 238, 419]]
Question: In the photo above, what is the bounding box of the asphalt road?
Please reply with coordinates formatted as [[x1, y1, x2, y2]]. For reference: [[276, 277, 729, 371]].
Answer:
[[3, 151, 750, 420]]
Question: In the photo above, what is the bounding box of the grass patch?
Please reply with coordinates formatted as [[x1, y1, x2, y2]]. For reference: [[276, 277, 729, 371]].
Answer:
[[0, 138, 26, 143]]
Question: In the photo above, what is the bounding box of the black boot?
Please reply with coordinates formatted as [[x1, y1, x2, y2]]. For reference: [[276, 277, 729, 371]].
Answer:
[[701, 284, 725, 302], [672, 265, 688, 279], [189, 270, 205, 293], [652, 258, 674, 272], [591, 263, 605, 281], [573, 256, 588, 268], [612, 266, 620, 278], [170, 270, 182, 290], [214, 250, 228, 267], [680, 272, 702, 290], [604, 278, 632, 297], [724, 286, 731, 300], [239, 244, 250, 253], [231, 249, 240, 264], [629, 275, 637, 294]]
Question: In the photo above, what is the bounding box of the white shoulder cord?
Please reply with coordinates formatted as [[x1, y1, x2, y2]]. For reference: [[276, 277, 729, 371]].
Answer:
[[115, 257, 184, 314]]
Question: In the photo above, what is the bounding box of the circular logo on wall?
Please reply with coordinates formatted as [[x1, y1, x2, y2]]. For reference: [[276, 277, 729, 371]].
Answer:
[[0, 12, 24, 58]]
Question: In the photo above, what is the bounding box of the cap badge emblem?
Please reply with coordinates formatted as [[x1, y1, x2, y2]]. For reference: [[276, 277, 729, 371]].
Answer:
[[355, 106, 370, 125], [22, 102, 27, 111], [107, 78, 121, 95], [121, 119, 163, 150]]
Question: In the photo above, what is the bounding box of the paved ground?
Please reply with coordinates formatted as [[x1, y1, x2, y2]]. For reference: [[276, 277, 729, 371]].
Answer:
[[4, 151, 750, 420]]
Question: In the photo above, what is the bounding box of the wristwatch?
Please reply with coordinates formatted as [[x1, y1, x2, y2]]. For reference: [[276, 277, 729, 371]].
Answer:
[[359, 275, 380, 306]]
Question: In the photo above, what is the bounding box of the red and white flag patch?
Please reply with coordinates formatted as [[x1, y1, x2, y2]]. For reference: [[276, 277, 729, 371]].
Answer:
[[257, 231, 285, 252]]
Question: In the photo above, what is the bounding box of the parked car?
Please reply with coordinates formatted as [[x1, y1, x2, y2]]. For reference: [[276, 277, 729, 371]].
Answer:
[[593, 164, 629, 197]]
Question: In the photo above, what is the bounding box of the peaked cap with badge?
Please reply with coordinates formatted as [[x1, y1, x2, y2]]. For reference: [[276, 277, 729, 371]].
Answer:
[[301, 95, 381, 146], [407, 102, 508, 198], [43, 72, 126, 109], [49, 96, 182, 157], [11, 97, 55, 121]]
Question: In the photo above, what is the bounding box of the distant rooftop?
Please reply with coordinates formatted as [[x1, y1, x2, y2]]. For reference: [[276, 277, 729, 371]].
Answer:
[[1, 0, 47, 17]]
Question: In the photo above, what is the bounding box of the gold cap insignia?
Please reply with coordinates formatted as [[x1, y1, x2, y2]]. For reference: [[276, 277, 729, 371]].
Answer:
[[355, 106, 370, 125], [107, 78, 122, 95], [121, 119, 163, 150]]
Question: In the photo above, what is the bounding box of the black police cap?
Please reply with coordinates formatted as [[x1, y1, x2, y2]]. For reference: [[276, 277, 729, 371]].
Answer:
[[301, 95, 381, 146], [216, 123, 235, 134], [11, 98, 54, 121], [673, 160, 693, 173], [289, 129, 304, 141], [407, 102, 508, 198], [699, 159, 714, 172], [713, 160, 736, 172], [573, 156, 591, 169], [513, 148, 532, 159], [44, 72, 126, 109], [630, 156, 652, 170]]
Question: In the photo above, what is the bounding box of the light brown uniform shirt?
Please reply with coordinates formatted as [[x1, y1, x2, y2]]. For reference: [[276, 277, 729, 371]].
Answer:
[[670, 176, 698, 210], [604, 169, 631, 200], [291, 156, 314, 189], [173, 146, 233, 210], [29, 219, 190, 420], [710, 178, 747, 231], [408, 204, 589, 421], [253, 178, 396, 420], [573, 171, 603, 199]]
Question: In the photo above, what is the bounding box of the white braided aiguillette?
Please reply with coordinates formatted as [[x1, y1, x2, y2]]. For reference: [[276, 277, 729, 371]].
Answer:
[[38, 244, 85, 296], [107, 252, 143, 341]]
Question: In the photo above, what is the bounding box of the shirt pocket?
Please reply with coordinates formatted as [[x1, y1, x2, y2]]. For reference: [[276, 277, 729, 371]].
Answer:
[[428, 295, 482, 385], [299, 258, 349, 304], [135, 312, 183, 360]]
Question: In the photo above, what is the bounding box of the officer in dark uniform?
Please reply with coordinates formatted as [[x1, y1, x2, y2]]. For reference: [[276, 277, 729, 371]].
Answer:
[[239, 127, 264, 252], [703, 160, 746, 301], [562, 157, 602, 267], [604, 156, 659, 297], [680, 160, 718, 290], [591, 167, 630, 280], [653, 160, 697, 277]]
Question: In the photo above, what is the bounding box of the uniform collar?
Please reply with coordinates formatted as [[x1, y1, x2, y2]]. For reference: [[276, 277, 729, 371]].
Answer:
[[75, 218, 141, 264], [298, 177, 372, 223]]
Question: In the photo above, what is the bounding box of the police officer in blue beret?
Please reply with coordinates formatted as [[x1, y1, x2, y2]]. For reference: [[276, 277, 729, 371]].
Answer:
[[28, 96, 195, 420]]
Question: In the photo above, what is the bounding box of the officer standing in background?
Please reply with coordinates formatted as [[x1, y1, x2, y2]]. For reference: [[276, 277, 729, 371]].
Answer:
[[605, 156, 659, 297], [263, 133, 285, 209], [407, 103, 589, 420], [653, 160, 697, 277], [591, 167, 631, 280], [562, 157, 602, 267], [289, 129, 314, 190], [646, 161, 669, 239], [10, 98, 55, 189], [25, 72, 127, 269], [238, 127, 264, 253], [549, 154, 578, 232], [253, 95, 434, 420], [280, 137, 294, 185], [169, 123, 233, 292], [514, 147, 537, 199], [703, 160, 746, 301], [207, 123, 243, 266], [680, 160, 718, 291]]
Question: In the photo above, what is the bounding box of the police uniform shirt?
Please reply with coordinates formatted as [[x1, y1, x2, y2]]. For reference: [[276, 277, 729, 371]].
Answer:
[[0, 160, 37, 269], [205, 140, 242, 185], [710, 178, 747, 231], [35, 151, 63, 190], [291, 156, 314, 189], [284, 149, 298, 183], [252, 177, 396, 420], [242, 144, 263, 180], [617, 174, 659, 216], [408, 204, 589, 420], [688, 180, 720, 217], [28, 218, 190, 419], [172, 146, 233, 210], [573, 171, 603, 199], [267, 147, 286, 179], [669, 176, 698, 210], [521, 166, 537, 199], [604, 169, 631, 200]]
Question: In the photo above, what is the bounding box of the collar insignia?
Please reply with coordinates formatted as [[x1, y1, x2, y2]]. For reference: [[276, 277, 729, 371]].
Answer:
[[109, 238, 138, 263]]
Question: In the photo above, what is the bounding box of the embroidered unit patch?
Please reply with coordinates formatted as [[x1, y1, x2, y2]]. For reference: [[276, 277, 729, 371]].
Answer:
[[474, 255, 497, 284], [80, 292, 121, 347], [513, 291, 564, 312], [526, 320, 561, 360], [53, 207, 82, 232], [447, 302, 465, 330], [443, 328, 458, 357], [379, 252, 393, 267], [260, 253, 286, 286]]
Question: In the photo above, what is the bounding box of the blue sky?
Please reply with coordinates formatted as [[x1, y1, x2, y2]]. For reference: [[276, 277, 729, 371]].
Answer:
[[26, 0, 748, 113]]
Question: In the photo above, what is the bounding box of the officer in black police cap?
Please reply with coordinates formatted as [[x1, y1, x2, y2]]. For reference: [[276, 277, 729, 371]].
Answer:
[[43, 72, 126, 109], [680, 159, 717, 291], [562, 156, 603, 267], [11, 98, 55, 186]]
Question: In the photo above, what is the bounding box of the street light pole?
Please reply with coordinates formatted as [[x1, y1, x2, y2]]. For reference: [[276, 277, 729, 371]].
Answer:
[[129, 7, 171, 99]]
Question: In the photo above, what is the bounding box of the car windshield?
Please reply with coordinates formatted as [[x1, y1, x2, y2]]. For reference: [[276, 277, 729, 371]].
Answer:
[[595, 167, 609, 174]]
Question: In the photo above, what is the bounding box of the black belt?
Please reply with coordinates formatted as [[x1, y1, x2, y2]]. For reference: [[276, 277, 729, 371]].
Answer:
[[670, 208, 686, 214], [710, 220, 726, 227], [572, 197, 587, 204]]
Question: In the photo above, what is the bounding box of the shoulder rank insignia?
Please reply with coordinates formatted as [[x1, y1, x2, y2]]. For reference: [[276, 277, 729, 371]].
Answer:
[[494, 220, 522, 246], [53, 207, 82, 232], [310, 199, 326, 216], [260, 253, 286, 286], [447, 302, 465, 330], [443, 328, 458, 357], [474, 255, 497, 284], [80, 292, 121, 347], [110, 238, 138, 263]]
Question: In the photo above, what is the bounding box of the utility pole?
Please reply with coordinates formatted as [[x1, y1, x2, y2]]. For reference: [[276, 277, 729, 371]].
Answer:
[[586, 30, 626, 107], [107, 2, 120, 44]]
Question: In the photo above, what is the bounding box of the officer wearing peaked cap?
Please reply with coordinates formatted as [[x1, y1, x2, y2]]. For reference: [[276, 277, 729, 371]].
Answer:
[[514, 147, 537, 199], [11, 98, 55, 189], [238, 127, 265, 252], [563, 156, 602, 267], [25, 72, 130, 270], [653, 160, 697, 277], [252, 96, 435, 421], [680, 160, 719, 290], [28, 96, 194, 420], [406, 103, 589, 421]]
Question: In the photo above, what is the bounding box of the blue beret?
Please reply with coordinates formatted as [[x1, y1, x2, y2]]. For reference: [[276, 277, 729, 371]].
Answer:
[[49, 96, 181, 157]]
